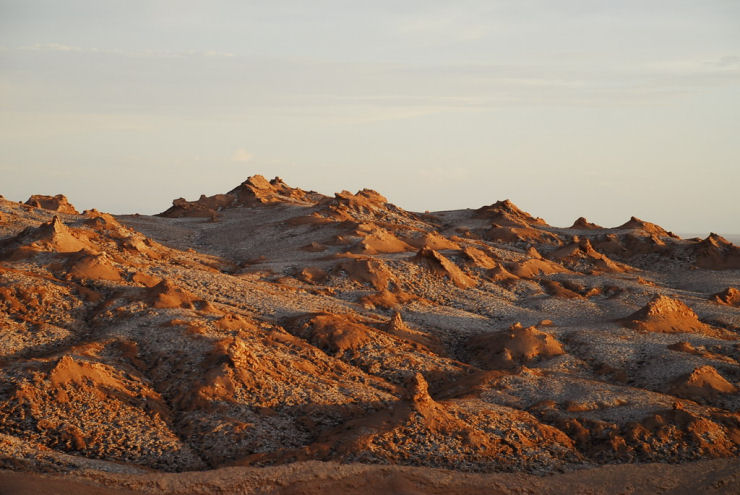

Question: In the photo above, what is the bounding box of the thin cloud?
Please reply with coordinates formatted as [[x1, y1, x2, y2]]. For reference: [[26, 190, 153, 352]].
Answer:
[[232, 149, 253, 163], [15, 43, 235, 59]]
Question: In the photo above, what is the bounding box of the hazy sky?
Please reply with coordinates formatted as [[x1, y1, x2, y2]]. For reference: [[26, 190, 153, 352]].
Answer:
[[1, 1, 739, 234]]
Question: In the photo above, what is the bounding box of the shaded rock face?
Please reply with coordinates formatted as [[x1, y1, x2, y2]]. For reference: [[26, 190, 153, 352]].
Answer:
[[1, 175, 739, 481]]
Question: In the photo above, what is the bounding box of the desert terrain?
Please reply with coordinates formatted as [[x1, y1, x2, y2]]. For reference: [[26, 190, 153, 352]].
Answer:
[[0, 176, 738, 494]]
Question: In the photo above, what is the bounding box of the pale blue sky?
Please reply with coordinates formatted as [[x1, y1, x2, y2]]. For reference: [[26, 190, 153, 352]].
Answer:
[[1, 1, 739, 233]]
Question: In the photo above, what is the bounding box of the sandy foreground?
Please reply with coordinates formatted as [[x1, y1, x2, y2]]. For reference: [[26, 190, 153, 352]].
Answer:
[[1, 458, 738, 495]]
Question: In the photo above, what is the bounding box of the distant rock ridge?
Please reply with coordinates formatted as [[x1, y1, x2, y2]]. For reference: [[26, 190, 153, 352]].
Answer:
[[158, 175, 319, 218]]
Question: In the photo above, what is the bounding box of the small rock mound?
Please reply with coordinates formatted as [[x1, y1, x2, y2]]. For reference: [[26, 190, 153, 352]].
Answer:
[[670, 366, 737, 401], [617, 216, 670, 237], [621, 295, 709, 334], [694, 234, 740, 270], [332, 189, 388, 213], [711, 287, 740, 307], [351, 224, 415, 254], [292, 313, 375, 356], [505, 257, 568, 278], [83, 211, 124, 230], [145, 279, 202, 310], [474, 199, 548, 227], [412, 248, 475, 288], [466, 323, 565, 369], [24, 194, 79, 215], [1, 216, 91, 258], [570, 217, 602, 230], [337, 258, 394, 291], [65, 251, 122, 281]]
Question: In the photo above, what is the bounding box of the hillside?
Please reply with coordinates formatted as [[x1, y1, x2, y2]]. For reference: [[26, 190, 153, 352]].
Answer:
[[0, 177, 738, 493]]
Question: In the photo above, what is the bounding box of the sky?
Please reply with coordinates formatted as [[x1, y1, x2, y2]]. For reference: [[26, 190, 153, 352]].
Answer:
[[1, 1, 739, 234]]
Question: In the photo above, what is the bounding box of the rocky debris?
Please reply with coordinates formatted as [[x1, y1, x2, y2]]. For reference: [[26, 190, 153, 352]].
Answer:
[[0, 354, 202, 470], [552, 405, 740, 462]]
